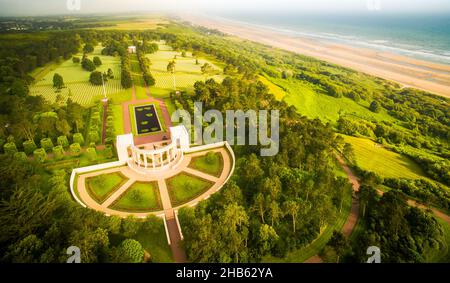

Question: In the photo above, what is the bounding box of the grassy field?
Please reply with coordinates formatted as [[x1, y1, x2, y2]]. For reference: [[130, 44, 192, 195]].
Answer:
[[342, 135, 426, 180], [166, 172, 214, 206], [260, 76, 395, 124], [146, 42, 224, 96], [188, 152, 224, 178], [259, 76, 286, 100], [134, 220, 174, 263], [112, 104, 124, 135], [96, 18, 169, 30], [29, 45, 124, 106], [110, 181, 162, 212], [85, 172, 128, 204], [263, 183, 353, 262]]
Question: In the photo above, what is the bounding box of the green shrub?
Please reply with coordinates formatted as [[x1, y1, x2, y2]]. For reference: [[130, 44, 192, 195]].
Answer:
[[3, 142, 17, 155], [53, 145, 65, 160], [73, 133, 85, 145], [86, 147, 97, 161], [23, 140, 37, 155], [205, 152, 216, 164], [40, 138, 54, 152], [33, 148, 47, 163], [57, 136, 69, 148], [104, 145, 113, 159], [14, 151, 27, 161], [70, 143, 81, 157], [88, 131, 100, 144]]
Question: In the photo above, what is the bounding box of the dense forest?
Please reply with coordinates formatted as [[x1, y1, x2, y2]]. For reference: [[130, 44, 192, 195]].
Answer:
[[0, 18, 448, 263]]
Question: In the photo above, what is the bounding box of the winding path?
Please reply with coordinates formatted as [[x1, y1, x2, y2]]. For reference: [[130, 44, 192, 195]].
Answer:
[[304, 154, 361, 263], [305, 153, 450, 263]]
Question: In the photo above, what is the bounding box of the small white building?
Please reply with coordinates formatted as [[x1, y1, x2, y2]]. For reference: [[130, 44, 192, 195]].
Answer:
[[128, 46, 137, 54]]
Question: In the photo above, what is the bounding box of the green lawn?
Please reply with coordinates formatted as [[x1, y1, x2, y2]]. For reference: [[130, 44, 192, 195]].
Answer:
[[134, 219, 174, 263], [342, 135, 426, 180], [112, 104, 124, 135], [188, 152, 224, 177], [263, 76, 395, 124], [166, 172, 214, 206], [259, 76, 286, 100], [85, 172, 128, 204], [263, 184, 353, 263], [110, 181, 162, 212]]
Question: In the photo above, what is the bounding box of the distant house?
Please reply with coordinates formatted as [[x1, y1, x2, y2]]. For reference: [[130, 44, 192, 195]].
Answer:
[[128, 46, 136, 54]]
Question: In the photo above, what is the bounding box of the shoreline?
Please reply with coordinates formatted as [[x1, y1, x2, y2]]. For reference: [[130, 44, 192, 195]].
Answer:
[[179, 14, 450, 98]]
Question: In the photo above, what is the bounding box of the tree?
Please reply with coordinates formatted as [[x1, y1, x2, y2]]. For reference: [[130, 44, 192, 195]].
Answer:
[[53, 145, 64, 160], [4, 234, 43, 263], [40, 138, 54, 152], [70, 143, 81, 157], [89, 71, 103, 85], [22, 140, 37, 155], [82, 58, 96, 72], [86, 147, 97, 162], [93, 56, 102, 67], [73, 133, 85, 145], [121, 69, 132, 88], [69, 228, 109, 263], [342, 143, 355, 164], [83, 44, 94, 53], [122, 217, 140, 238], [107, 68, 114, 79], [283, 200, 299, 233], [10, 80, 28, 97], [33, 148, 47, 163], [201, 63, 214, 79], [167, 60, 177, 91], [115, 239, 145, 263], [326, 231, 350, 263], [57, 136, 69, 148], [370, 101, 381, 113], [143, 72, 155, 86], [258, 224, 279, 256], [51, 73, 64, 89], [3, 142, 17, 155]]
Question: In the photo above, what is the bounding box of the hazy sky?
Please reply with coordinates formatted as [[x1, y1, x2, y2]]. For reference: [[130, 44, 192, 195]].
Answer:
[[1, 0, 450, 16]]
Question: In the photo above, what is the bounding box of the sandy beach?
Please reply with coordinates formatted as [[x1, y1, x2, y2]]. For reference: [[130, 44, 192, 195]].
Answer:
[[179, 14, 450, 98]]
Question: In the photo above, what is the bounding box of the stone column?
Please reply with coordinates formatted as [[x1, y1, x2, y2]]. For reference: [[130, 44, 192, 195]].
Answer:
[[152, 154, 156, 169], [144, 153, 148, 168]]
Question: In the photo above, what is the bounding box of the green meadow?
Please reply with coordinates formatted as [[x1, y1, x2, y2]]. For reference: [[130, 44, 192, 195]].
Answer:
[[262, 76, 395, 124], [342, 135, 426, 180]]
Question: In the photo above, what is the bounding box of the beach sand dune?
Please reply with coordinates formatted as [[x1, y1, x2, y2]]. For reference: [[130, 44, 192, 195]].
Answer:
[[180, 14, 450, 98]]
